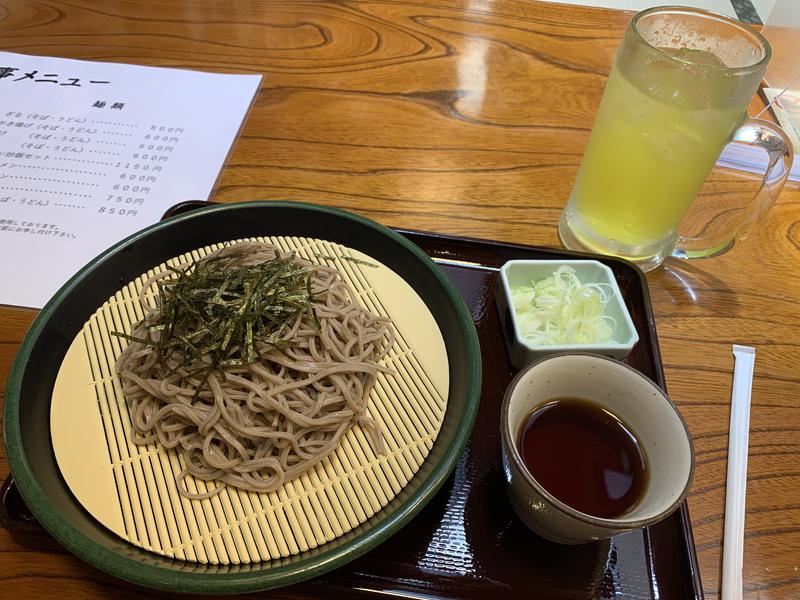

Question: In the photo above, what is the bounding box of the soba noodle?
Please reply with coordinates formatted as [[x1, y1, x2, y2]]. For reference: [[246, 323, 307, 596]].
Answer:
[[115, 241, 395, 499]]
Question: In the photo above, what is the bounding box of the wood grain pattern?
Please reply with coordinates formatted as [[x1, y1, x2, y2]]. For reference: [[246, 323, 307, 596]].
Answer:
[[0, 0, 798, 598]]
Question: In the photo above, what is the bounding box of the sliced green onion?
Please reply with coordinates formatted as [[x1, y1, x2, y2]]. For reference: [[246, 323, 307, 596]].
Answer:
[[509, 265, 616, 345]]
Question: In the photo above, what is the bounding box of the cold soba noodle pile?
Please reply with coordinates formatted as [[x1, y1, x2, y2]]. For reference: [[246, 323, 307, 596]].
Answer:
[[115, 241, 395, 499]]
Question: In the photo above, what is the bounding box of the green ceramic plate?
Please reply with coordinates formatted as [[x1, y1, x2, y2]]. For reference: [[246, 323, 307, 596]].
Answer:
[[3, 201, 481, 593]]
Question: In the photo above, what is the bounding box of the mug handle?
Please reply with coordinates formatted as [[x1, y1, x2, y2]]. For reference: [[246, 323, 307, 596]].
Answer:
[[671, 118, 794, 260]]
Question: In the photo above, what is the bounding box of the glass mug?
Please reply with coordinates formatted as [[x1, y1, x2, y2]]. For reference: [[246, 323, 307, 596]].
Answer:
[[558, 6, 793, 272]]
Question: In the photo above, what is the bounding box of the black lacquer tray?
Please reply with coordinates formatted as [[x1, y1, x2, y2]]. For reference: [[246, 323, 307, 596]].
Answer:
[[1, 200, 703, 599]]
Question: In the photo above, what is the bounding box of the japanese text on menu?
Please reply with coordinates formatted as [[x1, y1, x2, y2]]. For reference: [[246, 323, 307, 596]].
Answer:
[[0, 51, 261, 309]]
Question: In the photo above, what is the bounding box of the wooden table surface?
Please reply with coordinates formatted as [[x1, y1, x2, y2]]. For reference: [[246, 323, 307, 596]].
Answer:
[[0, 1, 798, 598]]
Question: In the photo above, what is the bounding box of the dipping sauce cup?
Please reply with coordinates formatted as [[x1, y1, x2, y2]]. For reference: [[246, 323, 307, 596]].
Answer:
[[501, 353, 694, 544]]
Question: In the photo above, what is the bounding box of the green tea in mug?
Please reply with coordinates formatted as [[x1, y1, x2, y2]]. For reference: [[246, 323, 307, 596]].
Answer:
[[558, 8, 792, 272]]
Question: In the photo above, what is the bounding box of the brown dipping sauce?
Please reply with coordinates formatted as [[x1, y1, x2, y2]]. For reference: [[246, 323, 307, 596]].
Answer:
[[518, 397, 648, 519]]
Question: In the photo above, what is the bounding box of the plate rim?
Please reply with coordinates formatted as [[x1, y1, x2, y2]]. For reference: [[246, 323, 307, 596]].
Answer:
[[3, 200, 482, 593]]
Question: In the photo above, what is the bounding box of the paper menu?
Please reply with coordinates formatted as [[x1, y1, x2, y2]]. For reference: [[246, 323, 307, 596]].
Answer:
[[764, 88, 800, 157], [716, 87, 799, 183], [0, 51, 261, 309]]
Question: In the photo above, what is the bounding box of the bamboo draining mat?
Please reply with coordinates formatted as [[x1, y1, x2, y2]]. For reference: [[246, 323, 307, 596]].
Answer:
[[50, 236, 449, 565]]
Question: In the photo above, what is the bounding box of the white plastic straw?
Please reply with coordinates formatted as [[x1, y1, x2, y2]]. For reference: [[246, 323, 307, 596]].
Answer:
[[721, 345, 756, 600]]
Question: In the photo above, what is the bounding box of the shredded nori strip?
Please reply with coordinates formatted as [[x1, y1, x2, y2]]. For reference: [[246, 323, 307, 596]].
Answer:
[[113, 248, 318, 394], [313, 253, 379, 268]]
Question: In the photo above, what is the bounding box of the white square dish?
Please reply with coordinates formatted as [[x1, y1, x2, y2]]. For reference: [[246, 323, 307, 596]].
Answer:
[[495, 259, 639, 368]]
